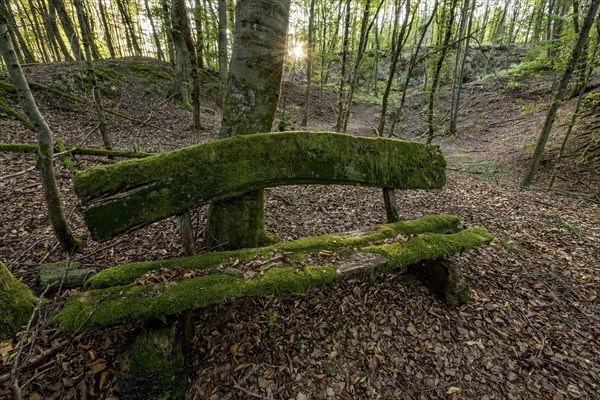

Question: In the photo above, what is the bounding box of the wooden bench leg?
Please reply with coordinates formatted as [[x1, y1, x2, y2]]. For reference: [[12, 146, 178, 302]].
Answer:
[[407, 258, 471, 306], [117, 315, 192, 398]]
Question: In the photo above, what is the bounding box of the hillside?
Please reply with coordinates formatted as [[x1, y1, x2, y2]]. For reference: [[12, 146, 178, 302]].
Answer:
[[1, 57, 599, 399]]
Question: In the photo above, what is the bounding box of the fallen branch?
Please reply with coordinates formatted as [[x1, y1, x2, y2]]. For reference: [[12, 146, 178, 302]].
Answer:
[[233, 382, 276, 400], [0, 143, 154, 158]]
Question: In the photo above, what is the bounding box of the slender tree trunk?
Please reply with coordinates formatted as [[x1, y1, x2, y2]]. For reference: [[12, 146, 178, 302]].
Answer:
[[193, 0, 205, 69], [171, 0, 191, 104], [522, 0, 600, 187], [25, 0, 50, 62], [380, 0, 413, 223], [0, 19, 80, 252], [52, 0, 83, 61], [378, 0, 412, 137], [322, 0, 343, 94], [204, 0, 291, 250], [145, 0, 165, 60], [550, 34, 599, 188], [449, 0, 473, 136], [117, 0, 142, 56], [74, 0, 111, 150], [217, 0, 228, 99], [176, 212, 197, 255], [426, 0, 459, 144], [97, 0, 116, 58], [335, 0, 352, 132], [161, 0, 175, 64], [48, 0, 73, 60], [342, 0, 385, 133], [173, 0, 202, 130], [301, 0, 316, 127], [389, 0, 438, 137]]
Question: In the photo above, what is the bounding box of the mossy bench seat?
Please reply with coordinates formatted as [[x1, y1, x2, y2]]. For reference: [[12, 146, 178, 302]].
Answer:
[[73, 131, 446, 241], [55, 215, 493, 331], [59, 131, 493, 331]]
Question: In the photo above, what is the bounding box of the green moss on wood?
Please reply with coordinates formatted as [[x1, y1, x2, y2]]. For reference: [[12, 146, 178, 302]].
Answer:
[[0, 261, 36, 340], [74, 131, 446, 241], [363, 227, 494, 271], [86, 215, 461, 288], [55, 224, 493, 331]]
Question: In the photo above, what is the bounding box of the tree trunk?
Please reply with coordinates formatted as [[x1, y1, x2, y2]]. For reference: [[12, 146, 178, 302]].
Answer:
[[117, 0, 142, 56], [74, 0, 112, 150], [145, 0, 165, 61], [217, 0, 228, 100], [176, 212, 197, 255], [449, 0, 474, 136], [426, 0, 459, 144], [0, 19, 81, 251], [51, 0, 83, 61], [301, 0, 316, 127], [378, 0, 412, 137], [193, 0, 205, 69], [0, 1, 35, 63], [204, 0, 292, 250], [335, 0, 352, 132], [173, 0, 202, 131], [161, 0, 175, 64], [97, 0, 116, 58], [390, 0, 438, 137], [522, 0, 600, 187], [342, 0, 385, 134], [171, 0, 191, 105]]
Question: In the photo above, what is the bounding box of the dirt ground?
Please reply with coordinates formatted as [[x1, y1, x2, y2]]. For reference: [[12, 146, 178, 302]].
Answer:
[[1, 59, 599, 399]]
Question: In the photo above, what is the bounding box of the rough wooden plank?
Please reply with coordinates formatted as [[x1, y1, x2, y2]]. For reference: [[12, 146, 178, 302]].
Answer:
[[73, 131, 446, 241], [54, 224, 493, 331]]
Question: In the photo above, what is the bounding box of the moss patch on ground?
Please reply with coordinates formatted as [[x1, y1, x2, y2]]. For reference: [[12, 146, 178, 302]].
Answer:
[[0, 261, 36, 340]]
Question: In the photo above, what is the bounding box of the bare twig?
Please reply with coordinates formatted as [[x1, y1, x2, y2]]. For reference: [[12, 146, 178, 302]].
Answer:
[[9, 285, 51, 399], [233, 381, 275, 400]]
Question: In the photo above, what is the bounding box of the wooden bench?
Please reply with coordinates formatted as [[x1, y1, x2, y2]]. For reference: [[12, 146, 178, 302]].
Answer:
[[53, 131, 493, 394], [56, 131, 492, 332]]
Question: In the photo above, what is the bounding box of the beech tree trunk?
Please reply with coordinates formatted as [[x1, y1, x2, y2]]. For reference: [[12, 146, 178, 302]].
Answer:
[[522, 0, 600, 187], [51, 0, 83, 61], [204, 0, 292, 250], [301, 0, 316, 127], [74, 0, 112, 150], [0, 18, 80, 252], [217, 0, 229, 100]]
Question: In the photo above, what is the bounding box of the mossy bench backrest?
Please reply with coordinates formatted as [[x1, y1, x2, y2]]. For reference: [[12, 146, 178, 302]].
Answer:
[[74, 131, 446, 241]]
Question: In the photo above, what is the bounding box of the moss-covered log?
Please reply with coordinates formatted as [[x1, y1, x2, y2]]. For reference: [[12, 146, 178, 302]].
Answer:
[[1, 261, 36, 340], [74, 131, 446, 241], [54, 217, 493, 331]]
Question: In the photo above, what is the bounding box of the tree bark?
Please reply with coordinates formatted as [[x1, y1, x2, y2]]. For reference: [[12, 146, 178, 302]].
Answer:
[[74, 0, 112, 150], [335, 0, 352, 132], [301, 0, 316, 127], [173, 0, 202, 131], [97, 0, 116, 58], [426, 0, 459, 144], [0, 18, 81, 252], [522, 0, 600, 186], [217, 0, 229, 100], [145, 0, 165, 60], [204, 0, 291, 250], [51, 0, 83, 61]]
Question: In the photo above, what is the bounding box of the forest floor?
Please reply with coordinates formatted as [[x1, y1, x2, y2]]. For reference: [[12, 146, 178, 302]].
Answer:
[[1, 58, 599, 400]]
